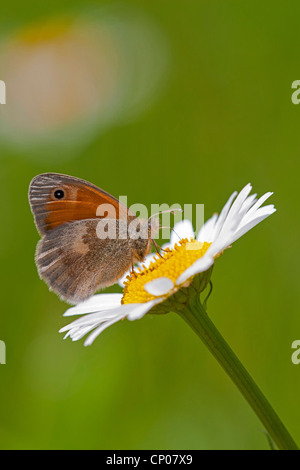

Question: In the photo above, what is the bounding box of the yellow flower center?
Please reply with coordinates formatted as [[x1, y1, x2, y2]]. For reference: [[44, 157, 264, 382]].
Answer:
[[122, 238, 211, 304], [17, 19, 74, 44]]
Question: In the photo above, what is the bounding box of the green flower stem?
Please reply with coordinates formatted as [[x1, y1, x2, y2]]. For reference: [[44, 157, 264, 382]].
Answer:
[[178, 294, 298, 450]]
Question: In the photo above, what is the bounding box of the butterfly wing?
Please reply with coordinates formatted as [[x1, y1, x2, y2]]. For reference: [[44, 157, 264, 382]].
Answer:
[[35, 219, 135, 304], [29, 173, 137, 303], [29, 173, 133, 235]]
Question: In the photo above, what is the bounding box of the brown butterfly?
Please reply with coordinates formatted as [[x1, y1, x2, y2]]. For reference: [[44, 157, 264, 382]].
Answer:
[[29, 173, 159, 304]]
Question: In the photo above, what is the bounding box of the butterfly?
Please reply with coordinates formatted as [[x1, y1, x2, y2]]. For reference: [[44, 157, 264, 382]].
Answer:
[[29, 173, 159, 304]]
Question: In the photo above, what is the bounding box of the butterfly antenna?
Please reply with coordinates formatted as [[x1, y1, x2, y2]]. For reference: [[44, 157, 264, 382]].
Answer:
[[160, 226, 182, 241], [148, 208, 183, 220], [149, 209, 183, 255]]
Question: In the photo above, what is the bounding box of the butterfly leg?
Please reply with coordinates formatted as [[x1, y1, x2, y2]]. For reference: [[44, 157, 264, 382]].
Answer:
[[151, 239, 165, 259], [130, 263, 137, 277]]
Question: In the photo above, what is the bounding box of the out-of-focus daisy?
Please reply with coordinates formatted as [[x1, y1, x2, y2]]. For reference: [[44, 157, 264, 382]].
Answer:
[[60, 183, 276, 346], [0, 8, 168, 160]]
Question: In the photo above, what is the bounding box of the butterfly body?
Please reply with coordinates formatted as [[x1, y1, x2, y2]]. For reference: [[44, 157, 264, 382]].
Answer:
[[29, 173, 158, 304]]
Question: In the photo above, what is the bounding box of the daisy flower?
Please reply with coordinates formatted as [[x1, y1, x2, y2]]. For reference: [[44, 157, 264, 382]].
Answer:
[[59, 183, 276, 346], [58, 184, 300, 451]]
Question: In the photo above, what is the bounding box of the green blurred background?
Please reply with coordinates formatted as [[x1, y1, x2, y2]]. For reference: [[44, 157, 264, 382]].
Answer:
[[0, 0, 299, 450]]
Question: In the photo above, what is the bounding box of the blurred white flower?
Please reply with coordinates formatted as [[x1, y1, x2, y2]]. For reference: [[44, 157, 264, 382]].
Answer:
[[0, 7, 168, 160]]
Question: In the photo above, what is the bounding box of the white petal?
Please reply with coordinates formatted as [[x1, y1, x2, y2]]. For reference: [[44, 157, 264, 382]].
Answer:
[[144, 277, 174, 296], [117, 271, 131, 288], [218, 184, 252, 237], [66, 326, 93, 342], [84, 314, 125, 346], [201, 186, 276, 258], [176, 254, 214, 285], [60, 298, 161, 345], [243, 192, 273, 219], [230, 206, 276, 243], [60, 303, 140, 344], [127, 298, 163, 321], [197, 213, 218, 242], [63, 294, 123, 316], [238, 204, 276, 228], [229, 183, 253, 214], [240, 193, 257, 213], [202, 190, 238, 243], [60, 307, 126, 332], [170, 219, 194, 246]]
